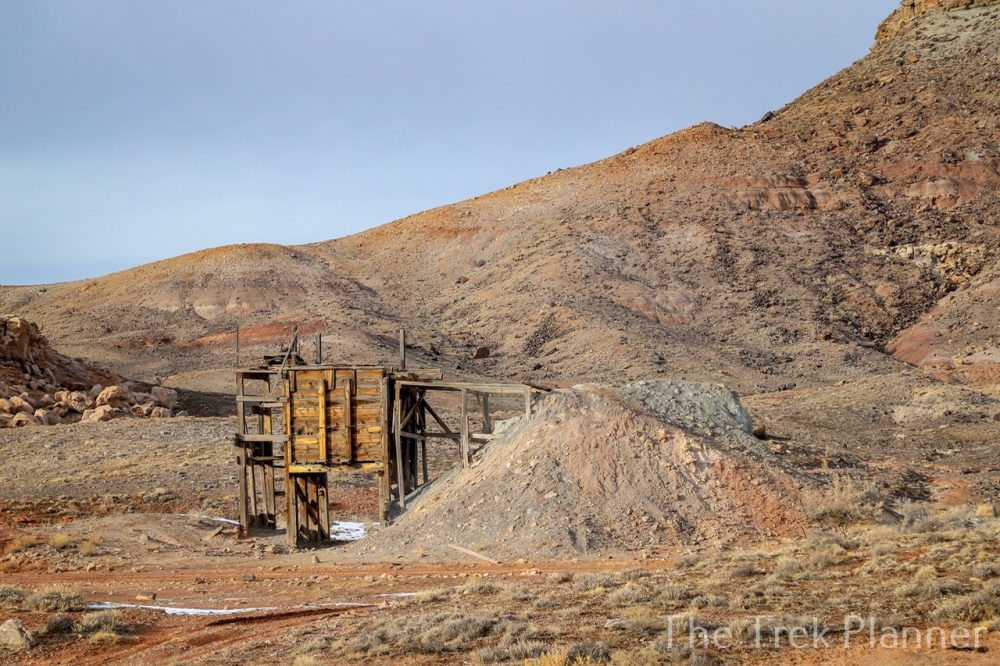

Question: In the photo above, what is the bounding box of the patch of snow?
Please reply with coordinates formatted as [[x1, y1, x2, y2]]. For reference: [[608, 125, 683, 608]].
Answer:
[[88, 601, 277, 616], [329, 521, 366, 541], [186, 514, 241, 526]]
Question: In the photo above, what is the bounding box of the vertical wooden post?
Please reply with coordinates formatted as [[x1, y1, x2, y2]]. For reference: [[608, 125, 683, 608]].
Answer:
[[318, 478, 330, 541], [315, 332, 322, 365], [237, 438, 248, 537], [420, 399, 428, 484], [460, 388, 470, 468], [524, 388, 531, 418], [317, 379, 328, 461], [343, 379, 353, 463], [398, 329, 406, 370], [480, 394, 493, 434], [263, 412, 275, 526], [394, 383, 406, 509], [378, 375, 391, 525], [235, 325, 240, 368]]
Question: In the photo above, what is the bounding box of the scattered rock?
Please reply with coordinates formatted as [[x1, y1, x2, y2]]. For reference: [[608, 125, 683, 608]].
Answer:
[[151, 386, 178, 409], [150, 407, 173, 418], [0, 618, 33, 652], [9, 396, 33, 413], [96, 385, 133, 409], [471, 346, 491, 359], [34, 408, 61, 425], [80, 404, 116, 423], [11, 412, 40, 427], [66, 391, 92, 413]]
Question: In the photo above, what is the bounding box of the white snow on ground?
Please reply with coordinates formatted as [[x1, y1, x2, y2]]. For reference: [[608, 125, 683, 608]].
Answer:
[[186, 514, 241, 526], [88, 602, 278, 616], [329, 521, 366, 541], [88, 601, 368, 616]]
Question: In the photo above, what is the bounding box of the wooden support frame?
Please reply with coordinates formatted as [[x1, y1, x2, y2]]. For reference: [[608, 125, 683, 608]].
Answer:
[[236, 351, 542, 547]]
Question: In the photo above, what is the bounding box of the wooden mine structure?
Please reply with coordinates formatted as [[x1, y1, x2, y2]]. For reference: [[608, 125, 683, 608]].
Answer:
[[234, 329, 536, 548]]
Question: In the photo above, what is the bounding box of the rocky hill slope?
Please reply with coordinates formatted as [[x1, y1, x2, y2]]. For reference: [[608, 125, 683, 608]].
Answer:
[[1, 0, 998, 401]]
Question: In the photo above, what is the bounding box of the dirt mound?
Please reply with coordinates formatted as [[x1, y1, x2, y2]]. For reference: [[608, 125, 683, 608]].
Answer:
[[355, 382, 811, 561]]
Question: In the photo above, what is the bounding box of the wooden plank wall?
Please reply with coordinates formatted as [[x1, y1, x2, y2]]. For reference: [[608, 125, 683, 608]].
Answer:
[[287, 368, 387, 465]]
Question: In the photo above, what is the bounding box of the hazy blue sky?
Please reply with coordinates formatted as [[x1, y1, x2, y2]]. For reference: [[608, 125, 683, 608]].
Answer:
[[1, 1, 899, 285]]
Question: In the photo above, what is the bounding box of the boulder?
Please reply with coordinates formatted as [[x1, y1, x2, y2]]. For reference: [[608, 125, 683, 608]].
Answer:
[[66, 391, 92, 413], [11, 412, 40, 427], [80, 404, 115, 423], [150, 406, 172, 418], [0, 317, 32, 362], [0, 618, 33, 652], [131, 402, 154, 417], [34, 408, 61, 425], [9, 396, 34, 413], [151, 386, 178, 409], [96, 385, 133, 409], [471, 346, 491, 359], [34, 393, 55, 408], [0, 398, 13, 414], [88, 384, 103, 399], [54, 390, 69, 402], [0, 414, 11, 428]]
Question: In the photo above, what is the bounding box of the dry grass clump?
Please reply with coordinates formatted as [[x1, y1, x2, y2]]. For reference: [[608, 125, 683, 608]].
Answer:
[[674, 554, 700, 569], [78, 537, 101, 557], [460, 579, 501, 595], [26, 585, 85, 612], [532, 641, 611, 664], [291, 657, 322, 666], [619, 606, 662, 635], [894, 578, 965, 599], [548, 571, 574, 584], [37, 612, 77, 637], [475, 640, 549, 663], [934, 581, 1000, 622], [48, 532, 76, 550], [574, 573, 620, 591], [0, 584, 27, 610], [690, 594, 728, 609], [771, 557, 801, 580], [657, 583, 692, 603], [506, 585, 537, 602], [413, 587, 453, 604], [5, 536, 38, 554], [333, 611, 501, 656], [620, 568, 651, 581], [804, 475, 884, 527], [967, 562, 1000, 579], [607, 583, 651, 605], [731, 561, 762, 578], [78, 610, 132, 636]]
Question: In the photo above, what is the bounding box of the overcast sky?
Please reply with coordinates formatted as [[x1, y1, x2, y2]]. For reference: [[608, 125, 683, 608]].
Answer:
[[0, 1, 899, 285]]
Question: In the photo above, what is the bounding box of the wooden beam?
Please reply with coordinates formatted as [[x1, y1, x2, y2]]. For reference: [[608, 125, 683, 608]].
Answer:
[[460, 388, 469, 468], [393, 382, 406, 510], [317, 379, 328, 462], [448, 544, 499, 564], [422, 401, 453, 435]]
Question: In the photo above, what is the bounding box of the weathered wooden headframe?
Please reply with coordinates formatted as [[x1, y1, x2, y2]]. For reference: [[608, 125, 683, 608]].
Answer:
[[234, 332, 536, 548]]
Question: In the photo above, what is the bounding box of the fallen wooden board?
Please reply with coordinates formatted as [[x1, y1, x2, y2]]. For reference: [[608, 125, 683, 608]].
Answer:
[[448, 544, 500, 564], [202, 526, 224, 542]]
